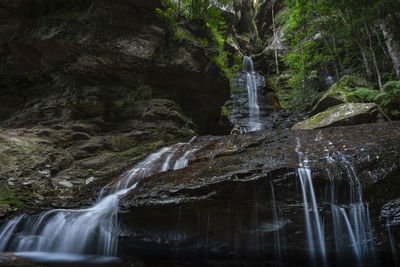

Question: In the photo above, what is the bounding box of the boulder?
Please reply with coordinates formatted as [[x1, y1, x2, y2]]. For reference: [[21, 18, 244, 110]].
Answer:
[[310, 75, 373, 116], [291, 103, 382, 130]]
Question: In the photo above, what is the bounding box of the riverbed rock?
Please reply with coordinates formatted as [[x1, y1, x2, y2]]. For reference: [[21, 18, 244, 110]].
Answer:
[[311, 75, 373, 116], [0, 253, 43, 267], [291, 103, 382, 130]]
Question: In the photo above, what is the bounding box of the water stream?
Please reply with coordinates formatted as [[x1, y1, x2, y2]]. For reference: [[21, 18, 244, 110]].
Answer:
[[242, 56, 262, 131], [0, 132, 393, 266], [0, 137, 202, 264], [295, 136, 379, 266]]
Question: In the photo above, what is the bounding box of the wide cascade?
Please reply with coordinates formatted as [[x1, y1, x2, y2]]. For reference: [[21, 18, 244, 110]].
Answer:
[[0, 137, 202, 262]]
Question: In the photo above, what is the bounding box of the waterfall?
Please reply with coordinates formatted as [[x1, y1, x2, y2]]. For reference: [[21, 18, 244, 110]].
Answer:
[[296, 136, 378, 266], [298, 168, 327, 267], [296, 137, 327, 267], [270, 181, 282, 265], [242, 56, 262, 131], [387, 221, 398, 266], [329, 154, 378, 265], [0, 137, 200, 263]]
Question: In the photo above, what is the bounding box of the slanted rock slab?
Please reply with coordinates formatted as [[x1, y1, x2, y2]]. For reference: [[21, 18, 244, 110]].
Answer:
[[291, 103, 382, 130]]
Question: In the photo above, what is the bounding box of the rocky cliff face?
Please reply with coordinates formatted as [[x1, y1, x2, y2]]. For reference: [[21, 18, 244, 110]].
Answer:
[[0, 0, 231, 213], [0, 0, 230, 133]]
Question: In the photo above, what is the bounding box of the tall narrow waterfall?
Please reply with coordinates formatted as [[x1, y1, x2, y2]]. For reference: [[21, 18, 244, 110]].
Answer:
[[242, 56, 262, 131], [0, 137, 201, 263], [296, 138, 327, 267]]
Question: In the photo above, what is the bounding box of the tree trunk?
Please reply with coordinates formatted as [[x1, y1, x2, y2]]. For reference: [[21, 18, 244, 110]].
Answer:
[[364, 23, 383, 91], [380, 18, 400, 80], [355, 40, 372, 79], [322, 34, 339, 80], [272, 0, 279, 75]]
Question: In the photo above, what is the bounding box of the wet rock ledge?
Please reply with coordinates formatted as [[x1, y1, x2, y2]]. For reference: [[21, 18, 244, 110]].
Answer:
[[118, 121, 400, 266]]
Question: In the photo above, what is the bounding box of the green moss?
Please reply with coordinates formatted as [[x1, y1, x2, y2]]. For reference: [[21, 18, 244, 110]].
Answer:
[[174, 27, 196, 42], [87, 169, 96, 175], [118, 142, 164, 160], [292, 103, 378, 130], [0, 182, 34, 209], [198, 38, 209, 47], [230, 87, 243, 94], [221, 105, 231, 119], [268, 74, 293, 109]]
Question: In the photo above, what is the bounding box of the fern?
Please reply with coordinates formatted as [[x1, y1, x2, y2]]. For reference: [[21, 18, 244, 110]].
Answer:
[[347, 81, 400, 117], [383, 81, 400, 91]]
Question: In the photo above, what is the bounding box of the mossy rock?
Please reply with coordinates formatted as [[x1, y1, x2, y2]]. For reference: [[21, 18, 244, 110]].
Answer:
[[0, 181, 34, 209], [292, 103, 383, 130], [310, 75, 373, 116]]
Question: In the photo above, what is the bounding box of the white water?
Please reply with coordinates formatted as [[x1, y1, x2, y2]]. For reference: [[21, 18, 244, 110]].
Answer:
[[242, 56, 262, 131], [297, 135, 378, 266], [387, 221, 398, 266], [296, 137, 327, 267], [270, 181, 282, 265], [298, 168, 327, 267], [0, 138, 200, 259], [329, 155, 377, 265]]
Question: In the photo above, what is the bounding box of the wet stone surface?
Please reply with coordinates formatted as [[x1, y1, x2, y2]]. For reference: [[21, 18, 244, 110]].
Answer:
[[118, 121, 400, 266]]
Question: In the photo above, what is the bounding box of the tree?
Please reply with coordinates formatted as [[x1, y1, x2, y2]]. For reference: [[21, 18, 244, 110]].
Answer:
[[281, 0, 400, 106]]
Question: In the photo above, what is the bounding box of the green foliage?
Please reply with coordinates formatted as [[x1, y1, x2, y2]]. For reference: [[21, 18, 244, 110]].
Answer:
[[221, 105, 231, 118], [198, 38, 209, 47], [118, 142, 164, 160], [254, 37, 264, 53], [87, 169, 96, 175], [230, 87, 243, 94], [378, 81, 400, 115], [346, 88, 380, 103], [0, 182, 33, 209], [157, 0, 241, 86], [281, 0, 400, 109], [174, 27, 195, 41], [346, 81, 400, 117], [155, 7, 177, 27]]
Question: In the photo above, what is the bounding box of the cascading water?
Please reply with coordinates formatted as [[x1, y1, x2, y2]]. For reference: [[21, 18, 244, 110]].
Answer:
[[0, 131, 393, 266], [387, 221, 398, 267], [296, 138, 327, 267], [270, 181, 282, 265], [295, 136, 379, 266], [328, 154, 377, 266], [0, 137, 201, 263], [242, 56, 262, 131]]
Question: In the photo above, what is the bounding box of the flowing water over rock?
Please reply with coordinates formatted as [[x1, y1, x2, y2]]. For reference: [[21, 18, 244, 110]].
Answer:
[[242, 56, 262, 131], [0, 136, 217, 264], [116, 123, 399, 266], [227, 56, 268, 132], [1, 123, 400, 266], [295, 137, 378, 266], [227, 56, 283, 132]]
